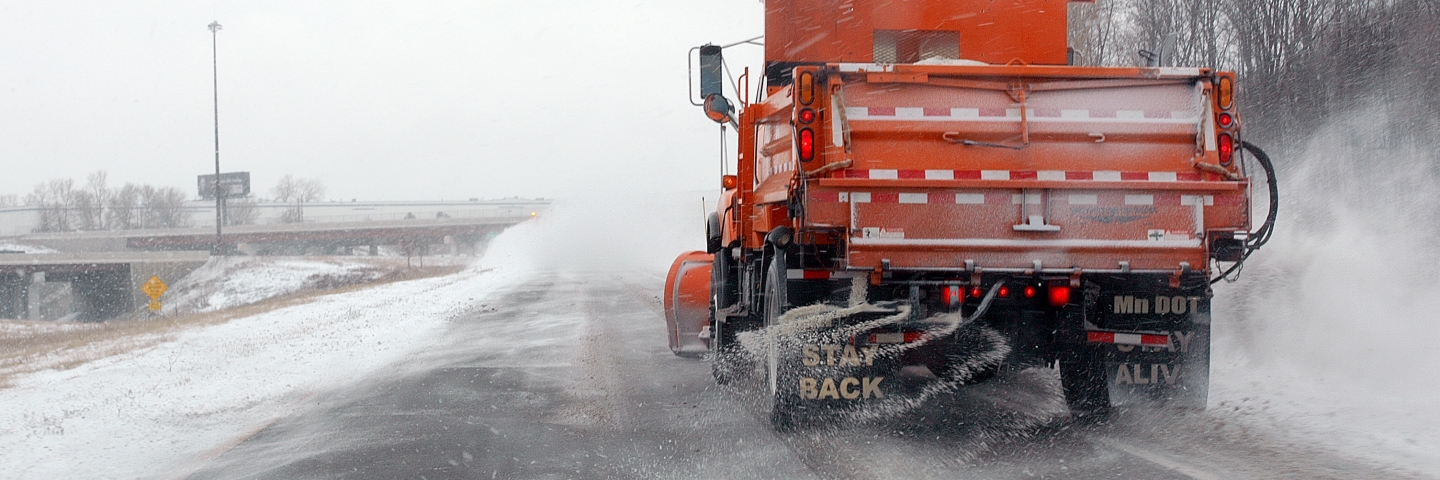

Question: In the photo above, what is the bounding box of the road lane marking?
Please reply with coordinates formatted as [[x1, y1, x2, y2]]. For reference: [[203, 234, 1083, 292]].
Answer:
[[1091, 437, 1226, 480]]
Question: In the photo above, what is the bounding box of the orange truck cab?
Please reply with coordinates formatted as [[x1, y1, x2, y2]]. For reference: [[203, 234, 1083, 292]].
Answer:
[[666, 0, 1277, 428]]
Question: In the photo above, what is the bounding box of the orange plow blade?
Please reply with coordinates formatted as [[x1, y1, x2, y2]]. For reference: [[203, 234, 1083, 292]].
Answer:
[[664, 251, 713, 357]]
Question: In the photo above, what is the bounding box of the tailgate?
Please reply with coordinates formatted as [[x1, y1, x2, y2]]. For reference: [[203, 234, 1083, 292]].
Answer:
[[807, 69, 1247, 273]]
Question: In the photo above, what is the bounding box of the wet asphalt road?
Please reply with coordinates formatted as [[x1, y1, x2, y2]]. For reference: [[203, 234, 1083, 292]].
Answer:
[[185, 271, 1417, 480]]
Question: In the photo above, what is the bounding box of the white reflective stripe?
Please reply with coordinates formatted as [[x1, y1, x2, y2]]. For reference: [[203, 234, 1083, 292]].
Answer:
[[1113, 333, 1144, 345], [1157, 67, 1204, 77], [1005, 108, 1029, 118], [845, 107, 869, 119], [838, 192, 849, 202], [981, 170, 1010, 180], [786, 269, 803, 279], [1117, 110, 1144, 119], [850, 192, 872, 203], [837, 63, 894, 73], [1181, 195, 1214, 206], [873, 333, 905, 344], [1061, 109, 1090, 118], [1125, 195, 1154, 205], [955, 193, 985, 204], [869, 169, 898, 180], [1093, 171, 1123, 182], [925, 169, 955, 180], [1069, 194, 1099, 205], [952, 108, 980, 118], [1149, 172, 1178, 182], [1012, 193, 1042, 205], [1038, 170, 1066, 181], [896, 107, 924, 118], [898, 193, 928, 204]]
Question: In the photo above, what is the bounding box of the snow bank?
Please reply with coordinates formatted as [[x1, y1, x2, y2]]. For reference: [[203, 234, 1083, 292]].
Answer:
[[0, 246, 536, 479], [160, 256, 409, 314], [0, 242, 56, 254], [1211, 107, 1440, 474]]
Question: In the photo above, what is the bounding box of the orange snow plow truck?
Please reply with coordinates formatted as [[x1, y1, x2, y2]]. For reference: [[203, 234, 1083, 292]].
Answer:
[[665, 0, 1277, 428]]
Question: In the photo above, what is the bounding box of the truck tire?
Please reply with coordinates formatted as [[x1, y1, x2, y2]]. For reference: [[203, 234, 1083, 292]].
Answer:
[[710, 315, 749, 385], [1060, 349, 1112, 419], [763, 252, 800, 430]]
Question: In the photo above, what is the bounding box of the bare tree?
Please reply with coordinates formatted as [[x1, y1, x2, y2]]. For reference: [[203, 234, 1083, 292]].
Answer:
[[85, 171, 112, 230], [138, 185, 191, 229], [225, 197, 260, 226], [106, 183, 140, 230], [72, 190, 100, 231], [1069, 0, 1129, 66], [272, 175, 325, 223], [25, 178, 79, 232], [1122, 0, 1231, 68], [0, 194, 18, 208]]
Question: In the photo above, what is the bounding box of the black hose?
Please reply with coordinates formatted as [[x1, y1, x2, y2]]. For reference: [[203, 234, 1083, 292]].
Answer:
[[1210, 141, 1279, 284]]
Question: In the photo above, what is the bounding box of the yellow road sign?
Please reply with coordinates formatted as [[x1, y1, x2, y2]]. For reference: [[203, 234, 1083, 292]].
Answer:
[[148, 300, 162, 311], [142, 275, 168, 300]]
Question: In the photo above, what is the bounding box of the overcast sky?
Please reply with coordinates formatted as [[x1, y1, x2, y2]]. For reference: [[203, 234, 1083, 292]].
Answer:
[[0, 1, 765, 201]]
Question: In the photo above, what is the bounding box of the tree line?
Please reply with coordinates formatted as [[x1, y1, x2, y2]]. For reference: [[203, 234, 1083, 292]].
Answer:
[[1069, 0, 1440, 153], [15, 171, 325, 233]]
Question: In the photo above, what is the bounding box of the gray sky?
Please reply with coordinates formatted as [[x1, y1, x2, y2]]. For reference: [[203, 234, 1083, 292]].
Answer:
[[0, 1, 764, 201]]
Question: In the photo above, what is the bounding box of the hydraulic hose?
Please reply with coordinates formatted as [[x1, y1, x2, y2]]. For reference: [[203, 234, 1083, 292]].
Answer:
[[1211, 141, 1279, 284]]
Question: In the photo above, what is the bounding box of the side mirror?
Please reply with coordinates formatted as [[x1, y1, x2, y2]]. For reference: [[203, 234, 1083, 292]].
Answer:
[[698, 44, 734, 124]]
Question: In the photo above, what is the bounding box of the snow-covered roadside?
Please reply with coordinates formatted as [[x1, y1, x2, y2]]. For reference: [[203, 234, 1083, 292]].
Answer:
[[0, 227, 539, 479], [160, 256, 427, 314], [1208, 110, 1440, 476]]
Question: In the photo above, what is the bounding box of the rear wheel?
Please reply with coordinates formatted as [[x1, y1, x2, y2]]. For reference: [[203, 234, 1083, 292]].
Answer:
[[763, 251, 799, 430], [1060, 348, 1111, 419], [710, 313, 750, 385]]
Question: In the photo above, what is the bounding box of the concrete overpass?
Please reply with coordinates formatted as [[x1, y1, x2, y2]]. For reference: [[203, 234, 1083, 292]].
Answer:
[[0, 251, 208, 321], [9, 213, 540, 255]]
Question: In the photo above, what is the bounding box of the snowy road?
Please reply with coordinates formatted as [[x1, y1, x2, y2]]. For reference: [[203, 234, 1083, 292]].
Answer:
[[171, 269, 1414, 480]]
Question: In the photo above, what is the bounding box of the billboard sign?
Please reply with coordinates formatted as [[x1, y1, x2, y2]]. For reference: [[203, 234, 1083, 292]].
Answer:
[[198, 172, 250, 200]]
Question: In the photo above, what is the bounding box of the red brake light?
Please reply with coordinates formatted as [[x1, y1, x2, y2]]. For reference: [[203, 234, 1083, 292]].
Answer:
[[998, 286, 1010, 298], [1218, 133, 1234, 166], [1217, 113, 1234, 128], [941, 285, 963, 306], [970, 287, 982, 299], [1023, 285, 1037, 298], [1048, 285, 1071, 306], [798, 108, 816, 124], [798, 128, 815, 161]]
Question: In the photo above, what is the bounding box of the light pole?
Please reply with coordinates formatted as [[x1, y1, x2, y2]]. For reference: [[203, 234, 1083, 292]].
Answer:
[[209, 20, 223, 255]]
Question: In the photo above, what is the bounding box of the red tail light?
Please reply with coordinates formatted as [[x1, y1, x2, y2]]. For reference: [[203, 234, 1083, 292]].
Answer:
[[798, 108, 816, 124], [1217, 113, 1234, 128], [798, 128, 815, 161], [1048, 285, 1071, 306], [997, 286, 1010, 298], [970, 286, 982, 299], [941, 285, 963, 306], [1218, 133, 1234, 166], [1023, 285, 1037, 298]]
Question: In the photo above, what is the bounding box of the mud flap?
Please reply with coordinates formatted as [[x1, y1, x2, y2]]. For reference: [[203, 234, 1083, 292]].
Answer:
[[1100, 304, 1211, 409]]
